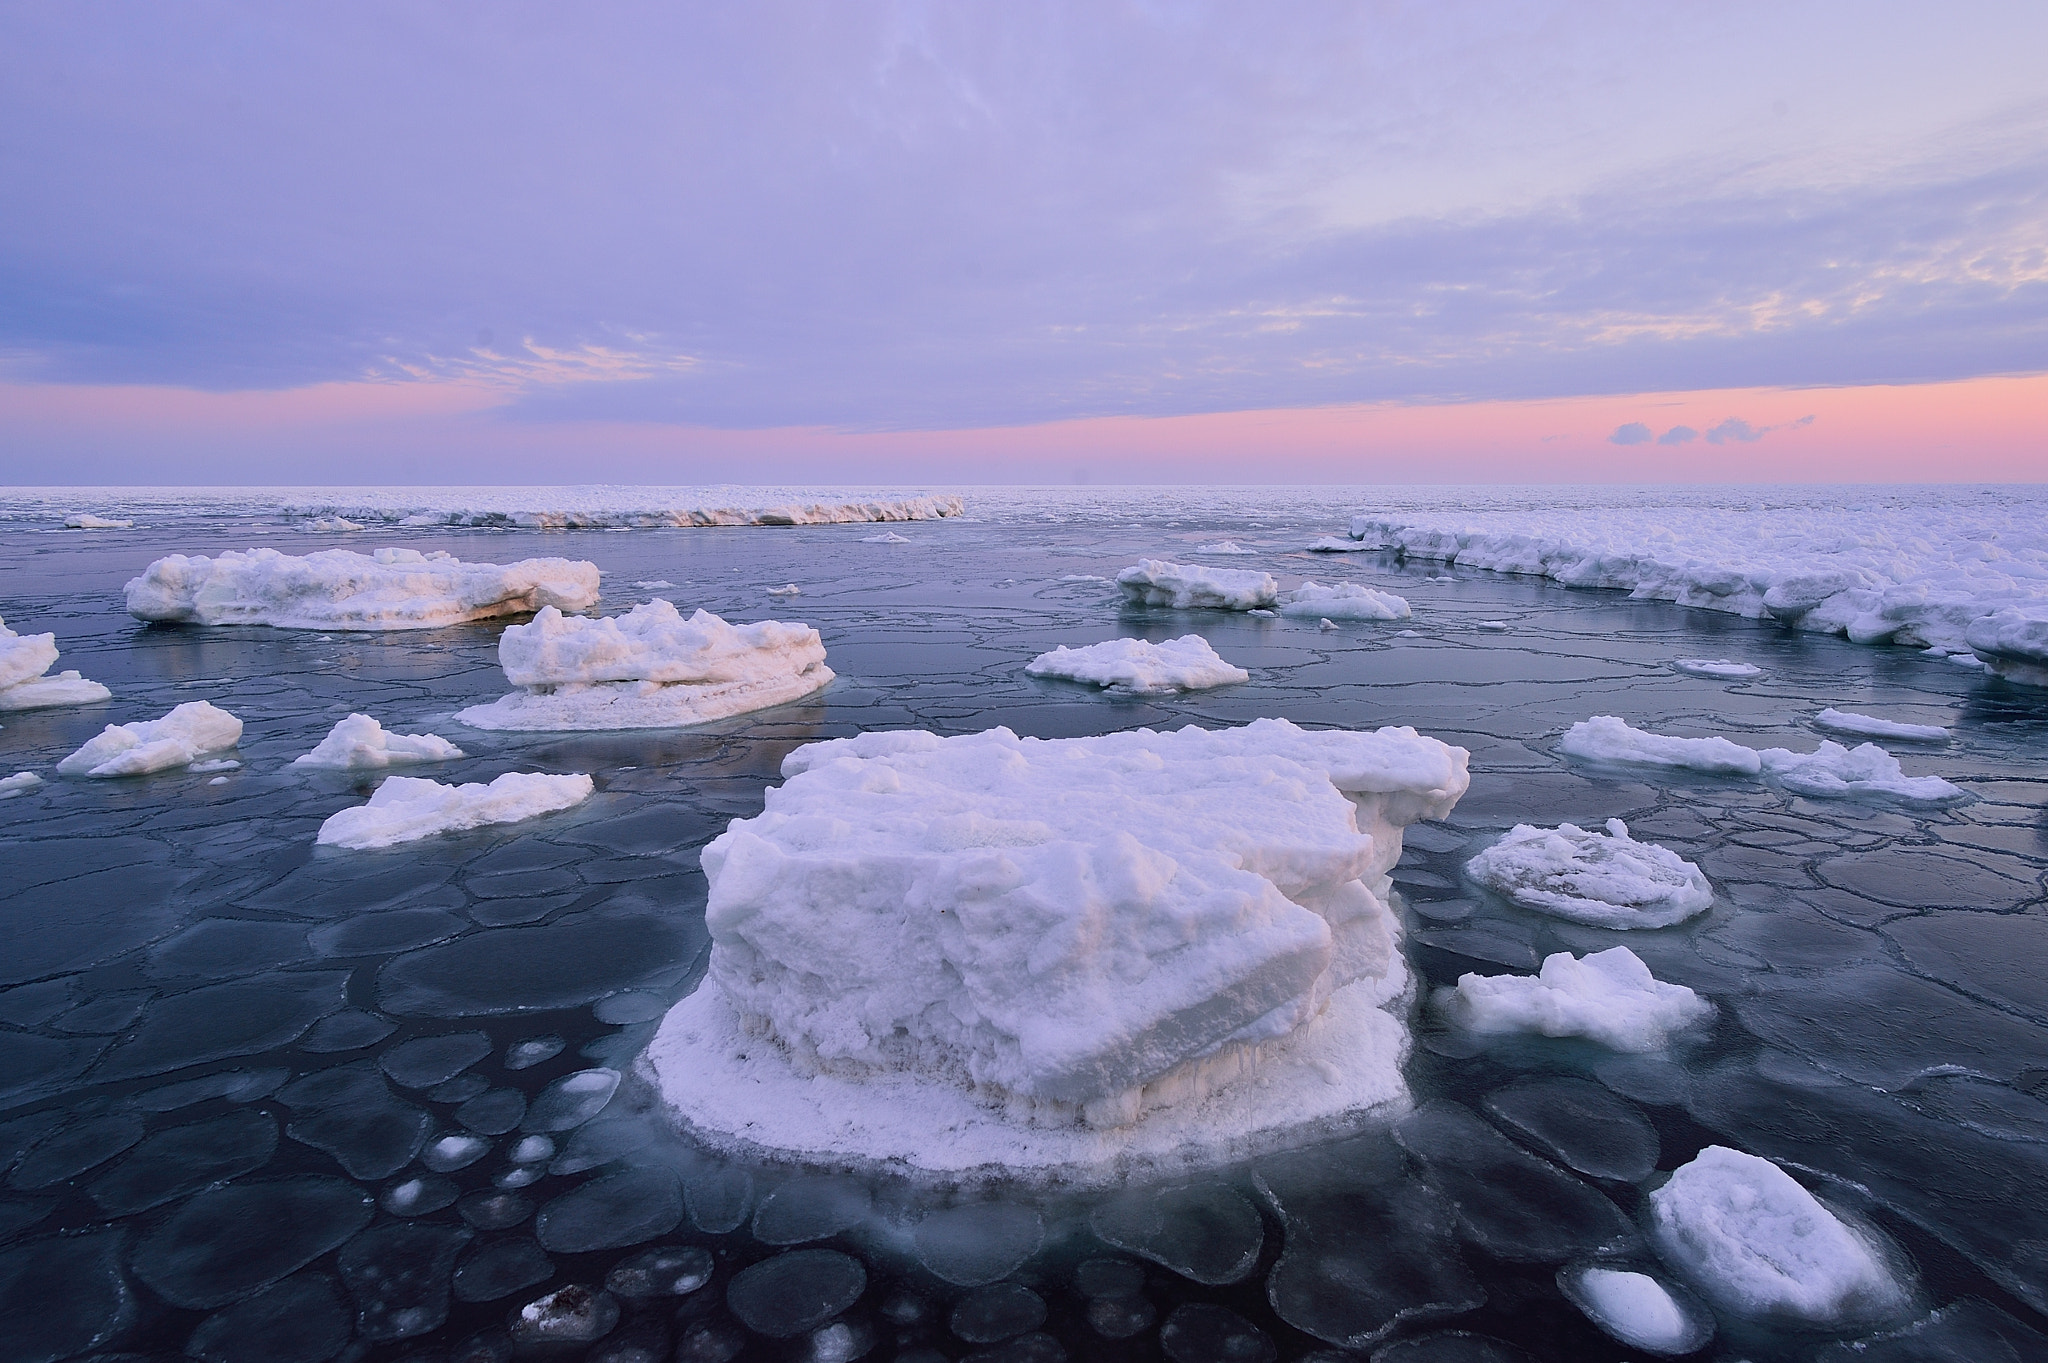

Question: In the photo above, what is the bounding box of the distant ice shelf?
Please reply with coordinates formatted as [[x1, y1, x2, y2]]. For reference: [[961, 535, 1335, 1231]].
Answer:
[[649, 717, 1470, 1176], [277, 488, 965, 529], [458, 600, 832, 731], [1347, 503, 2048, 686], [126, 547, 600, 630]]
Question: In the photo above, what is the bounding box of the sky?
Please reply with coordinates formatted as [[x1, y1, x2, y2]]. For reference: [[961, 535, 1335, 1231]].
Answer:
[[2, 2, 2044, 484]]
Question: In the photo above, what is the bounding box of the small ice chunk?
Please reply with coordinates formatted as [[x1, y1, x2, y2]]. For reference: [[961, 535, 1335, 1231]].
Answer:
[[1757, 740, 1963, 803], [1560, 715, 1764, 776], [307, 516, 362, 531], [1025, 635, 1248, 693], [124, 547, 600, 629], [1673, 658, 1762, 679], [0, 771, 43, 798], [63, 512, 133, 529], [0, 616, 110, 711], [1465, 819, 1712, 928], [293, 714, 465, 769], [1648, 1145, 1908, 1325], [1305, 535, 1373, 552], [457, 601, 832, 732], [767, 583, 802, 596], [315, 772, 594, 849], [1279, 581, 1411, 621], [1116, 559, 1279, 611], [1812, 708, 1950, 743], [421, 1133, 491, 1172], [1196, 541, 1254, 555], [57, 700, 243, 777], [1438, 947, 1715, 1052], [1559, 1263, 1713, 1355], [1476, 620, 1510, 631], [862, 531, 912, 543], [1059, 573, 1110, 582], [189, 759, 240, 773]]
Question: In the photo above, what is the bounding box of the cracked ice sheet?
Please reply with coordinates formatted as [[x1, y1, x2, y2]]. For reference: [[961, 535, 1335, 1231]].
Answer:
[[0, 487, 2043, 1363]]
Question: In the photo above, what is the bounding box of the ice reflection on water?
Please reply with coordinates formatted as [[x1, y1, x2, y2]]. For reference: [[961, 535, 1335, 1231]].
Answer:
[[1, 496, 2045, 1362]]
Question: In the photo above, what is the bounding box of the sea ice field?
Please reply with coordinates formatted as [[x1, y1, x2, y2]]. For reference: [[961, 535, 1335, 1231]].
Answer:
[[2, 483, 2046, 1363]]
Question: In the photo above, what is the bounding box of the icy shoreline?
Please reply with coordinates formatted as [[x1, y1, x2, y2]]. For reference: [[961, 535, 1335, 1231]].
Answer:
[[1348, 504, 2048, 683]]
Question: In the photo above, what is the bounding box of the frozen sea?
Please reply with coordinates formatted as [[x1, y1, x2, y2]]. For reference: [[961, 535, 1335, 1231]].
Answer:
[[2, 485, 2046, 1363]]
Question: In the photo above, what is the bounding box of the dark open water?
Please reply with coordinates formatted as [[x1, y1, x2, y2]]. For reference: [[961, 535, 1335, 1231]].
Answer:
[[2, 494, 2046, 1363]]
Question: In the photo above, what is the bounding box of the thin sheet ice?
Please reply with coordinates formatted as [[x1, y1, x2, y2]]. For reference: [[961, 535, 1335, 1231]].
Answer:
[[126, 547, 600, 630]]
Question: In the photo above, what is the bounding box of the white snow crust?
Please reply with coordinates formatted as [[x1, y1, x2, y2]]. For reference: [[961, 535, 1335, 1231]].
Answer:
[[1964, 608, 2048, 687], [1562, 1267, 1709, 1355], [1349, 500, 2048, 682], [56, 701, 243, 778], [0, 617, 111, 711], [456, 601, 832, 731], [1560, 716, 1763, 776], [1673, 658, 1761, 679], [1116, 560, 1279, 610], [1025, 636, 1248, 693], [1277, 581, 1411, 621], [62, 513, 133, 529], [316, 772, 595, 849], [125, 547, 600, 630], [1465, 819, 1712, 928], [292, 714, 465, 769], [1649, 1145, 1908, 1325], [650, 718, 1470, 1174], [1812, 708, 1949, 742], [279, 489, 965, 529], [1438, 947, 1713, 1052], [0, 772, 43, 798], [1756, 740, 1963, 803]]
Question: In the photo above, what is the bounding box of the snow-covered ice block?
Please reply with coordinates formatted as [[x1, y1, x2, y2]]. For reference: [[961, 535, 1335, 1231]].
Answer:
[[650, 718, 1470, 1173], [1557, 1264, 1713, 1355], [0, 772, 43, 798], [1277, 581, 1411, 621], [1306, 535, 1374, 552], [57, 701, 243, 777], [1437, 947, 1713, 1052], [316, 772, 595, 849], [766, 584, 801, 596], [1465, 819, 1711, 928], [1025, 636, 1248, 693], [0, 617, 111, 711], [124, 547, 600, 630], [63, 512, 133, 529], [1648, 1146, 1908, 1326], [307, 516, 363, 531], [292, 714, 465, 769], [1117, 560, 1279, 611], [1963, 608, 2048, 688], [1757, 740, 1963, 804], [456, 601, 832, 731], [1673, 658, 1761, 679], [1196, 541, 1254, 555], [1812, 708, 1949, 743], [1560, 716, 1763, 776]]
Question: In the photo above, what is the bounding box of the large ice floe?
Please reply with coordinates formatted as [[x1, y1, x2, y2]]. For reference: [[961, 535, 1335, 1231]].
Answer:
[[316, 772, 595, 849], [648, 718, 1470, 1176], [278, 487, 965, 529], [1437, 947, 1714, 1052], [1560, 715, 1964, 803], [1347, 500, 2048, 684], [1648, 1145, 1910, 1327], [0, 616, 111, 711], [1465, 819, 1713, 928], [1116, 560, 1410, 619], [1024, 636, 1248, 693], [291, 714, 465, 769], [456, 600, 832, 731], [124, 547, 600, 629], [57, 701, 242, 777]]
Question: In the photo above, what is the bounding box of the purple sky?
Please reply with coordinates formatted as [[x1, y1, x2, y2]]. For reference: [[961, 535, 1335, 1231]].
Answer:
[[2, 3, 2044, 481]]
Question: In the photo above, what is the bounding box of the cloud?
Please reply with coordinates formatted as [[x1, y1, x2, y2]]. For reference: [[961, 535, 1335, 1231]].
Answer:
[[1657, 425, 1698, 444], [1705, 413, 1817, 444], [1608, 422, 1653, 444]]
